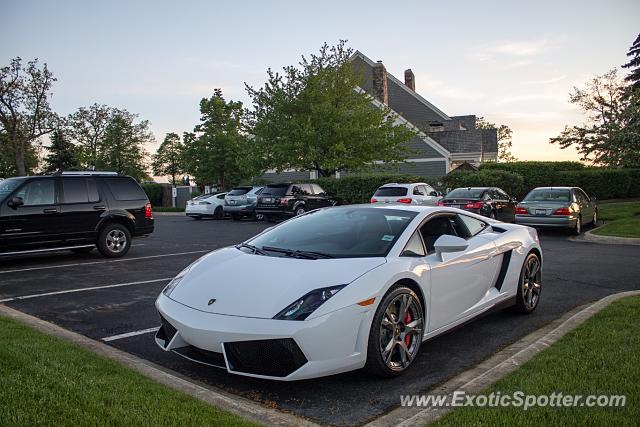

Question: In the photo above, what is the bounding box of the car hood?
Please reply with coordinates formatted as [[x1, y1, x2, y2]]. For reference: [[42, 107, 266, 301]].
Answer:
[[168, 247, 386, 318]]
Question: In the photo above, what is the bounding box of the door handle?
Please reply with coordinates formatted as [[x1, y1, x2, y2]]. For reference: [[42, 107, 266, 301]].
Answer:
[[93, 205, 106, 211], [43, 208, 58, 214]]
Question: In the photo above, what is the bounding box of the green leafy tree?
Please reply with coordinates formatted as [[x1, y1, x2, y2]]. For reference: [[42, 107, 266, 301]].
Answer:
[[44, 129, 79, 172], [67, 104, 114, 169], [245, 41, 415, 177], [97, 111, 152, 181], [476, 117, 517, 162], [550, 69, 639, 167], [182, 89, 250, 188], [0, 57, 58, 176], [622, 33, 640, 90], [152, 132, 184, 185]]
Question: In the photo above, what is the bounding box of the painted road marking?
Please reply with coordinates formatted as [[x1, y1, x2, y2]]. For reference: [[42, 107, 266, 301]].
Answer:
[[102, 326, 160, 342], [0, 250, 210, 275], [0, 278, 171, 303]]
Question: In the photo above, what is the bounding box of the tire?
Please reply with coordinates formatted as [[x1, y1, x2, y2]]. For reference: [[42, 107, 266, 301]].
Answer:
[[70, 246, 94, 254], [572, 216, 582, 235], [232, 214, 242, 221], [365, 285, 424, 377], [515, 252, 542, 314], [97, 223, 132, 258], [214, 207, 224, 220], [294, 206, 306, 216]]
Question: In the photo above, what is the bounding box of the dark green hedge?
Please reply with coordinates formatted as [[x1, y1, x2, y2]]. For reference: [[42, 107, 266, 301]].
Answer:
[[479, 161, 586, 195], [141, 183, 164, 206], [312, 174, 440, 204], [556, 168, 640, 200], [442, 170, 526, 198]]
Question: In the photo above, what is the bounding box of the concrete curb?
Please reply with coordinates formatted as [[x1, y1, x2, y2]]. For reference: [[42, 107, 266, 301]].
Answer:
[[578, 227, 640, 246], [0, 304, 319, 427], [365, 290, 640, 427]]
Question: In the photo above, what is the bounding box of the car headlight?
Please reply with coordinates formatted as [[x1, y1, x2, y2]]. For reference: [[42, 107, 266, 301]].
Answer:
[[273, 285, 346, 321], [162, 258, 203, 297]]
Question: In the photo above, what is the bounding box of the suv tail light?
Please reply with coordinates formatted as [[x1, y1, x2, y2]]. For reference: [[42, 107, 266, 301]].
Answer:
[[515, 205, 529, 215], [437, 201, 445, 206], [279, 197, 291, 206], [553, 207, 572, 216], [465, 201, 484, 209], [144, 202, 153, 219], [397, 198, 412, 204], [370, 198, 378, 203]]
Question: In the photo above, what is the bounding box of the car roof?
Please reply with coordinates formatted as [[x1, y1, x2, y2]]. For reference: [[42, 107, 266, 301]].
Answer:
[[380, 182, 427, 188], [530, 187, 574, 190]]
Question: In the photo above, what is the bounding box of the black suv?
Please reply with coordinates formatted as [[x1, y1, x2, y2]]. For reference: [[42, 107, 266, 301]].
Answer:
[[0, 171, 154, 258], [255, 183, 335, 222], [439, 187, 517, 222]]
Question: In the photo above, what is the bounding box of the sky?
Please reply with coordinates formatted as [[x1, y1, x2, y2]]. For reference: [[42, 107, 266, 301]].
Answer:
[[2, 0, 639, 164]]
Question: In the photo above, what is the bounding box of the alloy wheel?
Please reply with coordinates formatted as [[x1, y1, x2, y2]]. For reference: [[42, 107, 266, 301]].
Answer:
[[379, 293, 423, 371], [106, 229, 127, 253], [521, 256, 541, 310]]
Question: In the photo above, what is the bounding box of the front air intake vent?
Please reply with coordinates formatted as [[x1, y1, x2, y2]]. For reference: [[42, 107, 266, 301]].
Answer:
[[156, 315, 177, 348], [224, 338, 308, 377]]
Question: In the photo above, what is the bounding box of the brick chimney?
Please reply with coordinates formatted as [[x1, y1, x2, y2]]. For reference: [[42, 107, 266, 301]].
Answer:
[[372, 61, 388, 105], [404, 69, 415, 91]]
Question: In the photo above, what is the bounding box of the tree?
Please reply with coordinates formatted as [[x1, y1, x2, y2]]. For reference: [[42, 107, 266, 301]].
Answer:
[[152, 132, 184, 185], [97, 110, 152, 181], [476, 117, 517, 162], [182, 89, 250, 188], [0, 57, 58, 176], [622, 33, 640, 90], [0, 131, 39, 177], [67, 104, 114, 169], [245, 41, 415, 177], [549, 69, 639, 167], [44, 128, 79, 172]]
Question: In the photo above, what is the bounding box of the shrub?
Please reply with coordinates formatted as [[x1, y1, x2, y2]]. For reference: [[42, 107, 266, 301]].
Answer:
[[480, 161, 585, 193], [141, 183, 164, 206], [556, 168, 640, 200], [312, 173, 442, 204], [442, 170, 526, 198]]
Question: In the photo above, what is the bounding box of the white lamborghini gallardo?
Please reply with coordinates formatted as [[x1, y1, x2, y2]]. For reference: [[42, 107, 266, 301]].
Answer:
[[155, 205, 542, 380]]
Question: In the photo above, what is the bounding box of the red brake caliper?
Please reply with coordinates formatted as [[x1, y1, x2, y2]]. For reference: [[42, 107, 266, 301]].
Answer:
[[404, 312, 412, 346]]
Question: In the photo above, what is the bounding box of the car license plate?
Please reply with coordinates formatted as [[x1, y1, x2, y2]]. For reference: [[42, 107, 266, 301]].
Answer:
[[228, 200, 236, 205], [263, 198, 272, 203], [535, 209, 546, 215]]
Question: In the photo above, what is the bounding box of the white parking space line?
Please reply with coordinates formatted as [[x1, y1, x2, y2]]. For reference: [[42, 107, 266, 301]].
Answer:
[[102, 326, 160, 342], [0, 278, 171, 303], [0, 250, 210, 275]]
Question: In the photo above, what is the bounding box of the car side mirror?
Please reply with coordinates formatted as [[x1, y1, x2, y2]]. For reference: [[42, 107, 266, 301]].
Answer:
[[434, 235, 468, 261], [429, 191, 438, 197], [7, 196, 24, 209]]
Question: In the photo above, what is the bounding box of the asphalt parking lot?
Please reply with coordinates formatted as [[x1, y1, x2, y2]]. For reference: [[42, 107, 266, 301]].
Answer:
[[1, 214, 639, 426]]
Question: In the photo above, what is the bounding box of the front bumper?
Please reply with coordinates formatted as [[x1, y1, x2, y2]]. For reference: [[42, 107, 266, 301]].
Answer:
[[515, 215, 577, 228], [155, 294, 371, 380]]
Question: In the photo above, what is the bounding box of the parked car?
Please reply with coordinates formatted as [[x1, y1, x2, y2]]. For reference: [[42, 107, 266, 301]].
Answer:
[[155, 204, 542, 380], [255, 183, 335, 222], [439, 187, 516, 222], [223, 186, 264, 221], [185, 192, 227, 220], [0, 171, 154, 258], [515, 187, 597, 234], [370, 182, 441, 206]]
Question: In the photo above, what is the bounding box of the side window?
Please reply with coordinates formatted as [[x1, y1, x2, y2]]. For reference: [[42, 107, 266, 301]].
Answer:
[[413, 186, 424, 196], [457, 214, 488, 237], [302, 184, 313, 195], [87, 179, 100, 203], [483, 191, 491, 201], [496, 189, 509, 200], [289, 185, 303, 195], [420, 216, 458, 254], [311, 184, 325, 195], [578, 189, 590, 202], [15, 179, 56, 206], [424, 185, 435, 195], [62, 178, 89, 204], [401, 231, 426, 257], [217, 194, 226, 199], [105, 178, 146, 201]]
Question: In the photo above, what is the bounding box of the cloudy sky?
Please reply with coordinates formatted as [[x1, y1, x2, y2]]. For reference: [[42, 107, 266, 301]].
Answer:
[[2, 0, 639, 162]]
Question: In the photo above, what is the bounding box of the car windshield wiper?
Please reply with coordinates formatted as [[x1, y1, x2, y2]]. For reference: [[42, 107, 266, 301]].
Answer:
[[261, 246, 334, 259], [235, 243, 267, 256]]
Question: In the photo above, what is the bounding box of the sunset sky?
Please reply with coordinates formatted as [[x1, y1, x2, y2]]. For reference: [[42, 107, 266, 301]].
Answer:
[[2, 0, 639, 163]]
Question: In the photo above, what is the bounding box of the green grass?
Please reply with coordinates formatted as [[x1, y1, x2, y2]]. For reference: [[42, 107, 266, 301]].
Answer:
[[0, 316, 257, 426], [434, 296, 640, 426], [592, 201, 640, 238]]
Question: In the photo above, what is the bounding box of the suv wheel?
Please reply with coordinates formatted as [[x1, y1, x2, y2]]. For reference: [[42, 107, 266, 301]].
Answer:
[[97, 223, 132, 258], [295, 206, 306, 216]]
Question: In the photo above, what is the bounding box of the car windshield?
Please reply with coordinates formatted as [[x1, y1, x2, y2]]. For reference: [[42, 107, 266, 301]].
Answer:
[[261, 185, 289, 196], [374, 187, 408, 197], [247, 207, 418, 258], [524, 189, 572, 202], [446, 188, 486, 199], [0, 178, 24, 202], [228, 187, 252, 196]]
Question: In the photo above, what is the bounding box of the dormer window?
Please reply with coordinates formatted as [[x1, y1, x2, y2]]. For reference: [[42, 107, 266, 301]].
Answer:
[[429, 123, 444, 132]]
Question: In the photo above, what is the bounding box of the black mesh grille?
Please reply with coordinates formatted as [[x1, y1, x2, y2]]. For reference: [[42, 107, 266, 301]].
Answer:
[[173, 346, 226, 368], [156, 315, 177, 348], [225, 338, 308, 377]]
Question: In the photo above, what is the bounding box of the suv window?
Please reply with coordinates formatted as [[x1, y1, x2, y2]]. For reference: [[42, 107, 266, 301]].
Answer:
[[374, 187, 408, 197], [289, 184, 310, 196], [262, 185, 288, 196], [457, 214, 487, 237], [301, 184, 313, 195], [311, 184, 325, 195], [413, 186, 425, 196], [62, 178, 93, 204], [105, 178, 146, 201], [16, 179, 55, 206]]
